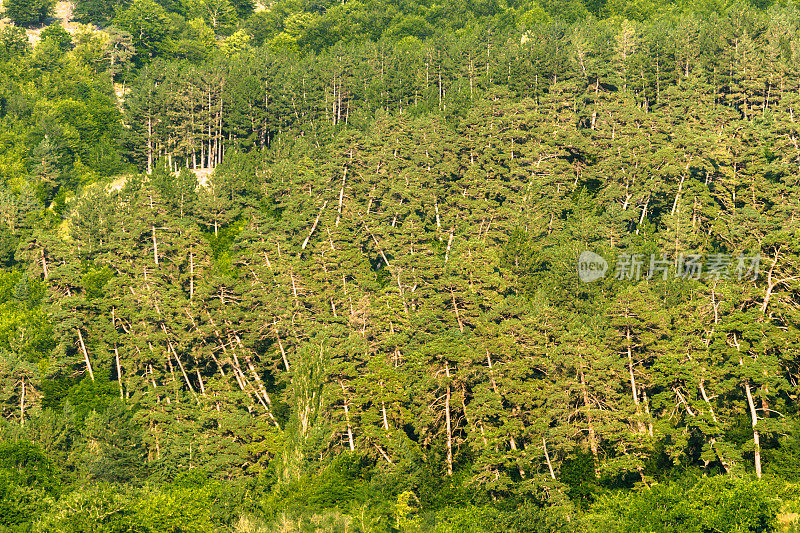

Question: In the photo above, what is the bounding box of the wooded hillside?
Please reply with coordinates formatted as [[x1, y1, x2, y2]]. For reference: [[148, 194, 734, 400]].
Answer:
[[1, 0, 800, 531]]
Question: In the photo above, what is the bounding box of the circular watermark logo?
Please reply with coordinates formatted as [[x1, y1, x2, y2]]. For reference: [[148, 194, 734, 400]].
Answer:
[[577, 251, 608, 282]]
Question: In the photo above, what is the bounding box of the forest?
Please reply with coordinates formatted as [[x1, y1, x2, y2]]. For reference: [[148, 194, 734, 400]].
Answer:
[[0, 0, 800, 530]]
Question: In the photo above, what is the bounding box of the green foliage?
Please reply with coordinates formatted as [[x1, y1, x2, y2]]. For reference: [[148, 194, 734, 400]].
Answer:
[[74, 0, 130, 25], [0, 440, 57, 489], [131, 485, 218, 533], [0, 26, 29, 60], [584, 475, 780, 532], [31, 483, 130, 533], [65, 376, 122, 421], [115, 0, 172, 63], [1, 2, 800, 531], [433, 502, 572, 533], [0, 441, 60, 528], [4, 0, 54, 26], [560, 452, 601, 507], [39, 23, 72, 51]]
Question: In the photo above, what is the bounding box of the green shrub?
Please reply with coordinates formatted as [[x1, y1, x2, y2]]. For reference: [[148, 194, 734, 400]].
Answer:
[[131, 485, 218, 533], [584, 475, 779, 533], [4, 0, 54, 26], [0, 476, 51, 529], [32, 483, 131, 533]]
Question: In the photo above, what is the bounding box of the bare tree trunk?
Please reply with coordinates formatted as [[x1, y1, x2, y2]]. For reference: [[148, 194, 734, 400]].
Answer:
[[302, 200, 328, 249], [195, 368, 207, 397], [114, 344, 123, 399], [41, 249, 49, 280], [276, 334, 290, 372], [231, 330, 280, 428], [543, 438, 556, 480], [20, 378, 25, 426], [451, 289, 464, 332], [627, 329, 646, 433], [340, 381, 355, 451], [744, 380, 762, 478], [444, 228, 454, 263], [579, 364, 599, 477], [189, 250, 194, 300], [147, 114, 153, 175], [671, 175, 685, 216], [77, 328, 95, 381], [696, 379, 733, 473], [208, 90, 213, 168], [375, 443, 394, 464], [166, 336, 198, 403], [445, 362, 453, 476], [336, 168, 347, 226], [152, 225, 159, 265], [733, 333, 762, 478]]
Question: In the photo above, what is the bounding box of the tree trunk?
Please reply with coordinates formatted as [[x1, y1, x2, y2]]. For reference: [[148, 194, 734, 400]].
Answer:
[[276, 335, 290, 372], [579, 364, 599, 477], [627, 329, 646, 433], [165, 335, 198, 403], [336, 167, 347, 226], [147, 114, 153, 175], [732, 331, 761, 478], [189, 250, 194, 300], [340, 381, 355, 451], [744, 379, 762, 478], [41, 249, 49, 280], [152, 225, 159, 265], [20, 378, 25, 426], [231, 330, 281, 428], [114, 343, 123, 399], [77, 328, 95, 381], [445, 362, 453, 476], [543, 438, 556, 480], [302, 200, 328, 249]]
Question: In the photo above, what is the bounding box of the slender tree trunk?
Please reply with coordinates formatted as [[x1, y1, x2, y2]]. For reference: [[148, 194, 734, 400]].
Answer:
[[543, 438, 556, 480], [41, 249, 49, 280], [195, 368, 207, 397], [147, 114, 153, 175], [77, 328, 95, 381], [375, 444, 394, 464], [697, 378, 733, 472], [450, 288, 463, 332], [444, 228, 454, 264], [579, 363, 599, 477], [189, 250, 194, 300], [340, 381, 355, 451], [152, 225, 159, 265], [744, 379, 762, 478], [20, 378, 25, 426], [336, 167, 347, 226], [153, 340, 178, 397], [165, 335, 198, 403], [231, 330, 280, 428], [208, 90, 213, 167], [276, 333, 290, 372], [445, 361, 453, 476], [733, 332, 762, 478], [114, 344, 123, 399], [302, 200, 328, 249], [627, 329, 646, 433], [382, 400, 389, 431]]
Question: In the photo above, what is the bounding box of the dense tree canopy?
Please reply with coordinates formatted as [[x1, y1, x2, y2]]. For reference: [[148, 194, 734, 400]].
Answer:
[[4, 0, 54, 26], [1, 0, 800, 530]]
